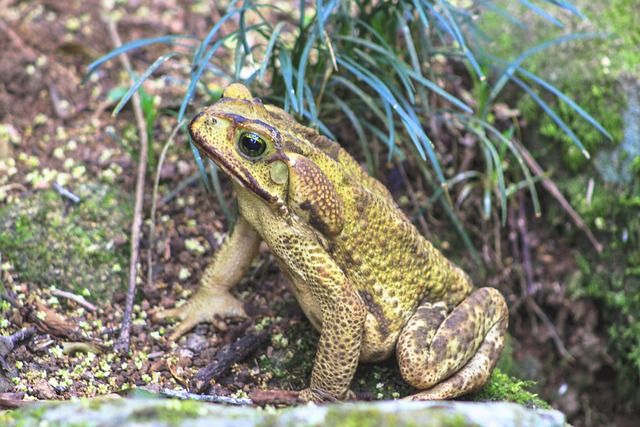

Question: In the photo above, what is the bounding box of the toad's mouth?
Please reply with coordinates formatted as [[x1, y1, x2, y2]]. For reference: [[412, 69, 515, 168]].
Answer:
[[188, 112, 276, 203]]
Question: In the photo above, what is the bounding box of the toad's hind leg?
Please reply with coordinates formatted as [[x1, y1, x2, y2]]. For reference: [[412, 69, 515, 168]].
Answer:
[[397, 287, 508, 400]]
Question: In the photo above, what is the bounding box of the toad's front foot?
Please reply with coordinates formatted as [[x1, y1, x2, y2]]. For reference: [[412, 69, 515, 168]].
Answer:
[[153, 291, 247, 341]]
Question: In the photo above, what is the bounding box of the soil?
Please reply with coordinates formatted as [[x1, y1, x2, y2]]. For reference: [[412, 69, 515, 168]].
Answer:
[[0, 2, 633, 426]]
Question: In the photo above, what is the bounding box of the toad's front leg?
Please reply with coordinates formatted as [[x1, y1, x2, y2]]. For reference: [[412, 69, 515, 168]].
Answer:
[[153, 217, 261, 341], [269, 231, 367, 403], [397, 287, 508, 400], [298, 270, 367, 403]]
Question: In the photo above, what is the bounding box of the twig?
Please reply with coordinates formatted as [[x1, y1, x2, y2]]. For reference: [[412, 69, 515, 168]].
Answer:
[[514, 141, 603, 253], [506, 206, 527, 310], [0, 327, 37, 356], [5, 327, 37, 346], [148, 122, 183, 290], [0, 183, 28, 193], [20, 301, 81, 341], [0, 327, 37, 371], [159, 388, 253, 406], [50, 289, 97, 312], [0, 17, 36, 62], [516, 196, 536, 296], [104, 18, 149, 353], [161, 172, 199, 205], [507, 200, 574, 361], [191, 329, 270, 394], [526, 298, 575, 362], [0, 392, 32, 409], [52, 182, 81, 203]]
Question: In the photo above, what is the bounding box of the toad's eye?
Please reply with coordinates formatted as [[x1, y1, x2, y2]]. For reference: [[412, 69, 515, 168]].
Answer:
[[238, 132, 267, 158]]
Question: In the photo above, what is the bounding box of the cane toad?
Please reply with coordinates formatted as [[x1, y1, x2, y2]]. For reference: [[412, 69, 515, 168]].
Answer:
[[155, 84, 508, 402]]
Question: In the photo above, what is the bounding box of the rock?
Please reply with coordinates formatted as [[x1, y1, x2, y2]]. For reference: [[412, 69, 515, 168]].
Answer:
[[2, 397, 565, 427], [31, 379, 56, 400]]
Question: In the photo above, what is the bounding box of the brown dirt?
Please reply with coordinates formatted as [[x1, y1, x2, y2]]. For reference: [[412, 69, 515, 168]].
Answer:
[[0, 1, 632, 426]]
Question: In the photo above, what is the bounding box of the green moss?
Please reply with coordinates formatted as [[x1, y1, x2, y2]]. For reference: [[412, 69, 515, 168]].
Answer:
[[518, 73, 626, 174], [0, 184, 130, 299], [321, 405, 475, 427], [324, 408, 395, 427], [262, 319, 535, 404], [351, 360, 412, 400], [130, 399, 205, 425], [568, 193, 640, 411], [257, 321, 317, 391], [495, 6, 640, 407], [472, 368, 551, 410]]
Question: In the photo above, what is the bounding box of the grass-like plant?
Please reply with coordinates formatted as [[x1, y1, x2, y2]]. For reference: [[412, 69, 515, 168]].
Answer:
[[86, 0, 610, 260]]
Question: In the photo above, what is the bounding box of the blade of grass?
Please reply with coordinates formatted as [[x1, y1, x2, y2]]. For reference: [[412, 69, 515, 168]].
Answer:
[[190, 137, 212, 192], [352, 47, 416, 105], [258, 22, 286, 81], [427, 1, 483, 79], [411, 0, 431, 31], [208, 159, 232, 223], [319, 0, 340, 31], [507, 73, 592, 158], [296, 31, 318, 112], [238, 5, 251, 56], [397, 10, 428, 107], [459, 114, 541, 217], [478, 130, 508, 223], [384, 100, 396, 159], [475, 0, 526, 28], [233, 33, 247, 82], [179, 25, 267, 122], [329, 75, 387, 123], [303, 81, 320, 127], [510, 60, 611, 139], [410, 143, 482, 268], [277, 49, 299, 112], [84, 35, 196, 82], [405, 68, 472, 112], [113, 52, 182, 116], [485, 32, 606, 117], [300, 110, 335, 139], [193, 5, 249, 66], [544, 0, 586, 18], [326, 92, 375, 174], [517, 0, 564, 27], [336, 57, 435, 166]]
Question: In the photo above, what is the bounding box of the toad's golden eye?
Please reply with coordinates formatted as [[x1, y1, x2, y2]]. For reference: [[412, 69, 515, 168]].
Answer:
[[238, 132, 267, 158]]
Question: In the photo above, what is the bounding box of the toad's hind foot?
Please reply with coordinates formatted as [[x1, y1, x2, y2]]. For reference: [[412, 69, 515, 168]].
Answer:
[[401, 338, 500, 400], [397, 287, 508, 400]]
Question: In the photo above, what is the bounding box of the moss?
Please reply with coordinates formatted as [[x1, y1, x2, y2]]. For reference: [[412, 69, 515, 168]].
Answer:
[[0, 183, 130, 299], [261, 315, 534, 403], [323, 408, 410, 427], [257, 321, 317, 391], [323, 408, 395, 427], [499, 4, 640, 408], [472, 368, 551, 410], [518, 73, 626, 174], [351, 360, 411, 400], [568, 192, 640, 411], [1, 397, 220, 427], [130, 399, 205, 425], [322, 406, 470, 427]]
